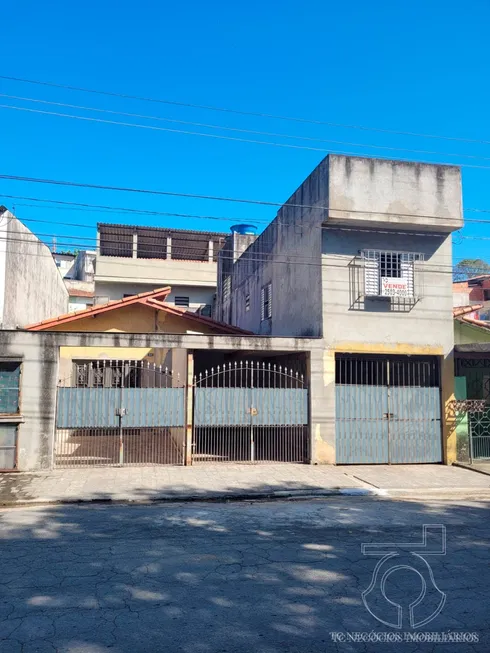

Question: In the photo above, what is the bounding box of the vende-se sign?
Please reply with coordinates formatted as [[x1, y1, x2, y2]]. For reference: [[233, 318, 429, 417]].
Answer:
[[380, 277, 410, 297]]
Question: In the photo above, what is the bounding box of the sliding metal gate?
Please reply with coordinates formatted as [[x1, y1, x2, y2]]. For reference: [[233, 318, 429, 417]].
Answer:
[[193, 361, 309, 463], [55, 360, 185, 467], [335, 355, 442, 464]]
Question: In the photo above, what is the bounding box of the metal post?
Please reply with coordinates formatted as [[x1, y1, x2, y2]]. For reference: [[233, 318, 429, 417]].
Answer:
[[185, 351, 194, 465], [250, 361, 255, 462], [386, 359, 391, 465], [119, 363, 126, 466]]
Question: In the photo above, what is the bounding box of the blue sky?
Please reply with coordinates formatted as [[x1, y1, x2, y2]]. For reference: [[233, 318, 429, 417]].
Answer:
[[1, 0, 490, 263]]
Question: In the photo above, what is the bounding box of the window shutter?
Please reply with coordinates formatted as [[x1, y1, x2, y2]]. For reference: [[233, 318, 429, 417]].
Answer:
[[400, 255, 414, 296], [267, 283, 272, 318], [364, 255, 380, 296], [260, 287, 265, 321]]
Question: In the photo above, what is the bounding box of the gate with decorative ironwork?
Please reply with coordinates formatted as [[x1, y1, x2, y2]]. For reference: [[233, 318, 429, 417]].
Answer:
[[192, 361, 309, 463], [55, 360, 185, 467]]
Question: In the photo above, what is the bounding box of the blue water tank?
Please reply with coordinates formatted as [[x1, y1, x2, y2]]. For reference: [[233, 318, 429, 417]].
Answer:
[[230, 224, 257, 235]]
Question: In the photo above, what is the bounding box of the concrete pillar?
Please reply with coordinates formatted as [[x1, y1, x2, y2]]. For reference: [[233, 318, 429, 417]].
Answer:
[[208, 240, 214, 263], [132, 233, 138, 259], [96, 231, 100, 256], [185, 351, 194, 465], [442, 352, 457, 464], [309, 347, 335, 464], [166, 237, 172, 260]]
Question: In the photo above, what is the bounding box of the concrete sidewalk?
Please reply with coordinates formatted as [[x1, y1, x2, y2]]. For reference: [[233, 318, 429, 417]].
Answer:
[[1, 463, 490, 506]]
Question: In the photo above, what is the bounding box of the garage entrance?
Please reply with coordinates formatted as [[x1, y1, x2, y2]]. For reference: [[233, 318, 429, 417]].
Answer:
[[192, 360, 309, 463], [55, 360, 185, 467], [335, 354, 442, 464]]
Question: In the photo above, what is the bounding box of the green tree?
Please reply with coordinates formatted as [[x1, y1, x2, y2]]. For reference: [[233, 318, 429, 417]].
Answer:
[[454, 258, 490, 281]]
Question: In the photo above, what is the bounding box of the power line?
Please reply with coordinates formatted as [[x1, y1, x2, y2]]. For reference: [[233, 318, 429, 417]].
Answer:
[[0, 174, 471, 222], [0, 229, 473, 271], [6, 197, 490, 229], [0, 103, 336, 155], [3, 93, 490, 162], [2, 74, 490, 147], [5, 103, 490, 171]]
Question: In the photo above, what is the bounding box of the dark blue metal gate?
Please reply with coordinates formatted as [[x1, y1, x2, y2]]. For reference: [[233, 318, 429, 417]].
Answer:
[[336, 355, 442, 464]]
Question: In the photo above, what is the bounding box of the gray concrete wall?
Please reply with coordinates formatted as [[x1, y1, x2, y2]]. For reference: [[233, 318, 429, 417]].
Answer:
[[321, 228, 454, 351], [95, 255, 218, 288], [220, 158, 328, 336], [0, 212, 69, 328], [327, 155, 463, 232]]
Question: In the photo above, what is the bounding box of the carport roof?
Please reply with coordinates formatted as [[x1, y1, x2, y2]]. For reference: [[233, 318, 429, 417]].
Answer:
[[24, 286, 251, 335]]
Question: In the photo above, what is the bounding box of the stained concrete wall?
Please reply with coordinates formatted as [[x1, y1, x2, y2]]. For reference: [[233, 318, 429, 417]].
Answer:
[[219, 158, 327, 336], [0, 211, 69, 329], [327, 155, 463, 232]]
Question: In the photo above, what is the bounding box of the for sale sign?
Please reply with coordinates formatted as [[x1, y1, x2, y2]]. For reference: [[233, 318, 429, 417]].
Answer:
[[380, 277, 410, 297]]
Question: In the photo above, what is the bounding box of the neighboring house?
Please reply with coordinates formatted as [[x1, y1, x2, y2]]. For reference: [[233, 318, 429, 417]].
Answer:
[[53, 251, 76, 278], [216, 154, 463, 465], [453, 276, 490, 320], [453, 304, 490, 463], [25, 286, 248, 382], [63, 250, 96, 312], [94, 223, 227, 315], [64, 281, 95, 312], [72, 249, 96, 282], [0, 207, 68, 329]]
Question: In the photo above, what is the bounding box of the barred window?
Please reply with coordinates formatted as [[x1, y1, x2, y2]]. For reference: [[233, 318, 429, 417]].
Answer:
[[363, 250, 423, 298]]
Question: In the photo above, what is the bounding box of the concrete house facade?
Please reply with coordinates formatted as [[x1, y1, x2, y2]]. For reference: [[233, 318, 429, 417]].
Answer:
[[215, 155, 463, 465], [94, 223, 227, 315]]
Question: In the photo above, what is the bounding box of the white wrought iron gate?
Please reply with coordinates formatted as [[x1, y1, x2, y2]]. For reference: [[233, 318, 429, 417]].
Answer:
[[192, 361, 309, 463], [55, 360, 185, 467]]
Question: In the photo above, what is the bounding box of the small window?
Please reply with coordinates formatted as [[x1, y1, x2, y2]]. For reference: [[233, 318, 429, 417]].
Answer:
[[0, 363, 21, 414], [484, 289, 490, 301], [175, 296, 190, 307], [261, 283, 272, 321], [245, 294, 250, 311]]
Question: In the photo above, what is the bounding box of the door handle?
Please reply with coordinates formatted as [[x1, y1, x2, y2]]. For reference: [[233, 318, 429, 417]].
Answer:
[[383, 412, 395, 419]]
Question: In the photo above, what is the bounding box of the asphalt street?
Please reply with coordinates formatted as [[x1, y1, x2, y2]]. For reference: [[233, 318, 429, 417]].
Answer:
[[0, 497, 488, 652]]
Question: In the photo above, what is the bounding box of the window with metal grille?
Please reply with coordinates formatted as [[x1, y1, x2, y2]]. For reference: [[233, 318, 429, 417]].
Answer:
[[174, 296, 190, 307], [261, 283, 272, 320], [363, 250, 422, 298], [0, 363, 21, 414]]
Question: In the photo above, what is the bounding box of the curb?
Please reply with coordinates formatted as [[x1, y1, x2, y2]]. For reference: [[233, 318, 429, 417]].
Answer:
[[0, 487, 385, 508], [453, 462, 490, 478]]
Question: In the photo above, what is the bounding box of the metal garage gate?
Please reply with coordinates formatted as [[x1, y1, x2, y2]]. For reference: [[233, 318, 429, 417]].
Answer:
[[55, 360, 185, 467], [193, 361, 309, 463], [335, 354, 442, 464]]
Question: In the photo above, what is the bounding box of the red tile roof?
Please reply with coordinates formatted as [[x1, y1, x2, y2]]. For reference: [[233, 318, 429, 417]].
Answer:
[[68, 289, 95, 298], [25, 287, 251, 335], [453, 304, 483, 317]]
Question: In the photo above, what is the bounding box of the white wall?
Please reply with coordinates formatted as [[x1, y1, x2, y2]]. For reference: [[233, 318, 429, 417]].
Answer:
[[0, 211, 69, 328], [95, 281, 215, 312]]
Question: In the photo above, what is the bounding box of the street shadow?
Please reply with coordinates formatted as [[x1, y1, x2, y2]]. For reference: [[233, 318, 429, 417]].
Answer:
[[0, 494, 489, 652]]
